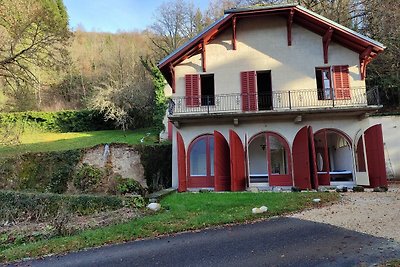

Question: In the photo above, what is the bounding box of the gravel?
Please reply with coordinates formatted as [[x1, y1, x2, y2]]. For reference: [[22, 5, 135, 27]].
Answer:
[[290, 183, 400, 242]]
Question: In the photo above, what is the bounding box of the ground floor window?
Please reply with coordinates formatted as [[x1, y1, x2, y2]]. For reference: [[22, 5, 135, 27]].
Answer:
[[188, 135, 214, 187]]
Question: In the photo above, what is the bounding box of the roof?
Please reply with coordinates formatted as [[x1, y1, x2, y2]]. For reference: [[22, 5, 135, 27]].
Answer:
[[158, 4, 385, 86]]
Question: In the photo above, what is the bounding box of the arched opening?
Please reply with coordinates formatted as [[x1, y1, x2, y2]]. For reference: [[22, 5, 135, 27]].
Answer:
[[314, 129, 354, 185], [187, 134, 214, 188], [248, 132, 292, 186]]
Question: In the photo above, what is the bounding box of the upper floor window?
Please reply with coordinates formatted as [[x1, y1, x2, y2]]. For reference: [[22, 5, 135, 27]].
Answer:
[[315, 65, 351, 100], [185, 74, 215, 107]]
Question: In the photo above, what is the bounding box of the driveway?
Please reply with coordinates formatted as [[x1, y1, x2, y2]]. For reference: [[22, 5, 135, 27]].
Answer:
[[11, 217, 400, 267]]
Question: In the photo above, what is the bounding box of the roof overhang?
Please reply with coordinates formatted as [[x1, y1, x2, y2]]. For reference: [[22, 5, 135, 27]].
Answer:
[[158, 4, 385, 88]]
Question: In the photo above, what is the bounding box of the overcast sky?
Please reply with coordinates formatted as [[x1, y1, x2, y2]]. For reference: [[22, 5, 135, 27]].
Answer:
[[63, 0, 212, 33]]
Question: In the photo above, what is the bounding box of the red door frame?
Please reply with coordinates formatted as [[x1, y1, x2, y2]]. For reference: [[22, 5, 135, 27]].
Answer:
[[229, 130, 246, 191], [308, 126, 319, 189], [248, 132, 292, 186], [214, 131, 231, 191], [364, 124, 387, 187], [187, 135, 214, 188], [177, 132, 187, 192]]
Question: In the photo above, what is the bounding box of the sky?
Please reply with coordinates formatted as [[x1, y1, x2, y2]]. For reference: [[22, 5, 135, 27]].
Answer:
[[63, 0, 212, 33]]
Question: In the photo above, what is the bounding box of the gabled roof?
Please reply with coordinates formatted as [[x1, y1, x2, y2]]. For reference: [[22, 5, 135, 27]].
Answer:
[[158, 4, 385, 86]]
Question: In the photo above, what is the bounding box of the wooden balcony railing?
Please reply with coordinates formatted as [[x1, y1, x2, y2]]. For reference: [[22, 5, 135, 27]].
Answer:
[[168, 87, 380, 115]]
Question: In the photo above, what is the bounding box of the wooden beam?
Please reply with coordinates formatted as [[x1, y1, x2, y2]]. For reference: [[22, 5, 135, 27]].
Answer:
[[322, 27, 333, 64], [169, 63, 175, 93], [359, 46, 373, 80], [287, 9, 294, 46], [201, 39, 206, 72], [232, 16, 237, 50]]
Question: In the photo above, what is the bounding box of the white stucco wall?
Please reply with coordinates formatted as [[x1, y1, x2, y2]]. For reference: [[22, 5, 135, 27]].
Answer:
[[173, 16, 364, 99], [368, 116, 400, 179]]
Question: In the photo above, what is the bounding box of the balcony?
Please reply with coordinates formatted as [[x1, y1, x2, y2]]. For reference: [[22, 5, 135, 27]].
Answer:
[[168, 87, 381, 118]]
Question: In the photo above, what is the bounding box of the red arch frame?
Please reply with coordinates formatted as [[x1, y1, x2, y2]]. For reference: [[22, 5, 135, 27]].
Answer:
[[248, 131, 292, 186], [187, 134, 214, 188], [313, 128, 353, 185]]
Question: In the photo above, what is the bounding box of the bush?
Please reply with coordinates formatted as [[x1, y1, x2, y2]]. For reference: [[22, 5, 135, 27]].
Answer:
[[116, 177, 146, 196], [136, 144, 172, 192], [73, 164, 103, 193], [0, 190, 144, 223], [0, 110, 116, 133], [0, 150, 82, 194]]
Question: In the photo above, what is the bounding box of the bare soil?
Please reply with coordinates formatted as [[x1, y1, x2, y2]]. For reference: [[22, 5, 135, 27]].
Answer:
[[290, 184, 400, 242]]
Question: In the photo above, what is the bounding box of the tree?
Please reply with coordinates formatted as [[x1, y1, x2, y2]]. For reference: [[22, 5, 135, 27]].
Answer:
[[0, 0, 71, 110], [149, 0, 207, 60]]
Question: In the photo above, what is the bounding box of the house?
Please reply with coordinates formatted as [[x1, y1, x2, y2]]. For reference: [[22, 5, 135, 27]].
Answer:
[[158, 4, 387, 192]]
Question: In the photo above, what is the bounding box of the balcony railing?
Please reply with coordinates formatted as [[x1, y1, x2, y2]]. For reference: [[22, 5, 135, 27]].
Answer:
[[168, 87, 380, 115]]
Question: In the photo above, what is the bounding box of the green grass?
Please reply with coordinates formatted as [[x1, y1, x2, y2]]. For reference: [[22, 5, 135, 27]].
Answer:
[[1, 191, 339, 263], [0, 128, 158, 157]]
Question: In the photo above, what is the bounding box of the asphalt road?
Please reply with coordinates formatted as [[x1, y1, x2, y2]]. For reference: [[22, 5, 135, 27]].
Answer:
[[10, 217, 400, 267]]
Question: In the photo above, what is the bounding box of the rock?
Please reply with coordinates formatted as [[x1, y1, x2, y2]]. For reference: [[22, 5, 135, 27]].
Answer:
[[259, 206, 268, 212], [249, 187, 259, 193], [291, 186, 301, 192], [373, 187, 387, 192], [352, 186, 364, 192], [313, 198, 321, 203], [147, 202, 161, 211], [336, 186, 348, 192], [252, 207, 262, 214]]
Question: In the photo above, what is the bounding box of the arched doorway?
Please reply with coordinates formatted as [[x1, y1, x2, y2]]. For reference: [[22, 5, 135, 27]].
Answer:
[[314, 129, 354, 186], [248, 132, 292, 186], [187, 134, 214, 188]]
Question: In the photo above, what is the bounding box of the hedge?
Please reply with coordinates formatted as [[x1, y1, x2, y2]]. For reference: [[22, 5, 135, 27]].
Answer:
[[0, 190, 145, 223], [0, 110, 116, 132], [0, 150, 83, 194]]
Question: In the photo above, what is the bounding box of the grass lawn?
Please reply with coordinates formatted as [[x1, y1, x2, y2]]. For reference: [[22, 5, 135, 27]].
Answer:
[[1, 191, 339, 263], [0, 128, 159, 157]]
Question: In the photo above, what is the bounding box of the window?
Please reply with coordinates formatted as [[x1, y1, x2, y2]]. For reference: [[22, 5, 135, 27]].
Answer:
[[315, 65, 350, 100], [200, 74, 215, 106], [316, 67, 332, 100], [189, 135, 214, 177]]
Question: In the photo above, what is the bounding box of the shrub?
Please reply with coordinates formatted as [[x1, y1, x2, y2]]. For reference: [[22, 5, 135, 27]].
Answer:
[[73, 164, 103, 193], [116, 177, 146, 196], [136, 144, 172, 193], [0, 110, 116, 133], [0, 190, 143, 223]]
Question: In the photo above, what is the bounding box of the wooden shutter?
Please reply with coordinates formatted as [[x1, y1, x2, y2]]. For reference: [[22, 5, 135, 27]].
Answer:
[[229, 130, 246, 191], [308, 126, 319, 190], [177, 132, 187, 192], [332, 65, 350, 100], [240, 71, 257, 111], [185, 74, 200, 107], [364, 124, 387, 187], [214, 131, 231, 191], [292, 126, 312, 189]]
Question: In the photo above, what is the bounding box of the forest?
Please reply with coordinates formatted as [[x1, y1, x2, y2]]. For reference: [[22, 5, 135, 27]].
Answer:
[[0, 0, 399, 129]]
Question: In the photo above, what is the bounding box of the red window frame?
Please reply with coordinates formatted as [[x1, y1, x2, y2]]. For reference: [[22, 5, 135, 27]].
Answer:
[[187, 134, 214, 188], [248, 131, 292, 186]]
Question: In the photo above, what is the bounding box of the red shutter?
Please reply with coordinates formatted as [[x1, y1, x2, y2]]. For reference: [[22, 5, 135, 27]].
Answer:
[[167, 120, 173, 141], [364, 124, 387, 187], [214, 131, 231, 191], [308, 126, 319, 189], [332, 65, 350, 100], [240, 71, 257, 111], [185, 74, 200, 107], [293, 126, 312, 189], [229, 130, 246, 191], [177, 132, 187, 192]]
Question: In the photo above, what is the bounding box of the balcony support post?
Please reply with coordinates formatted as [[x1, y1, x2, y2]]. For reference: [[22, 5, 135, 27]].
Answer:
[[288, 90, 292, 109]]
